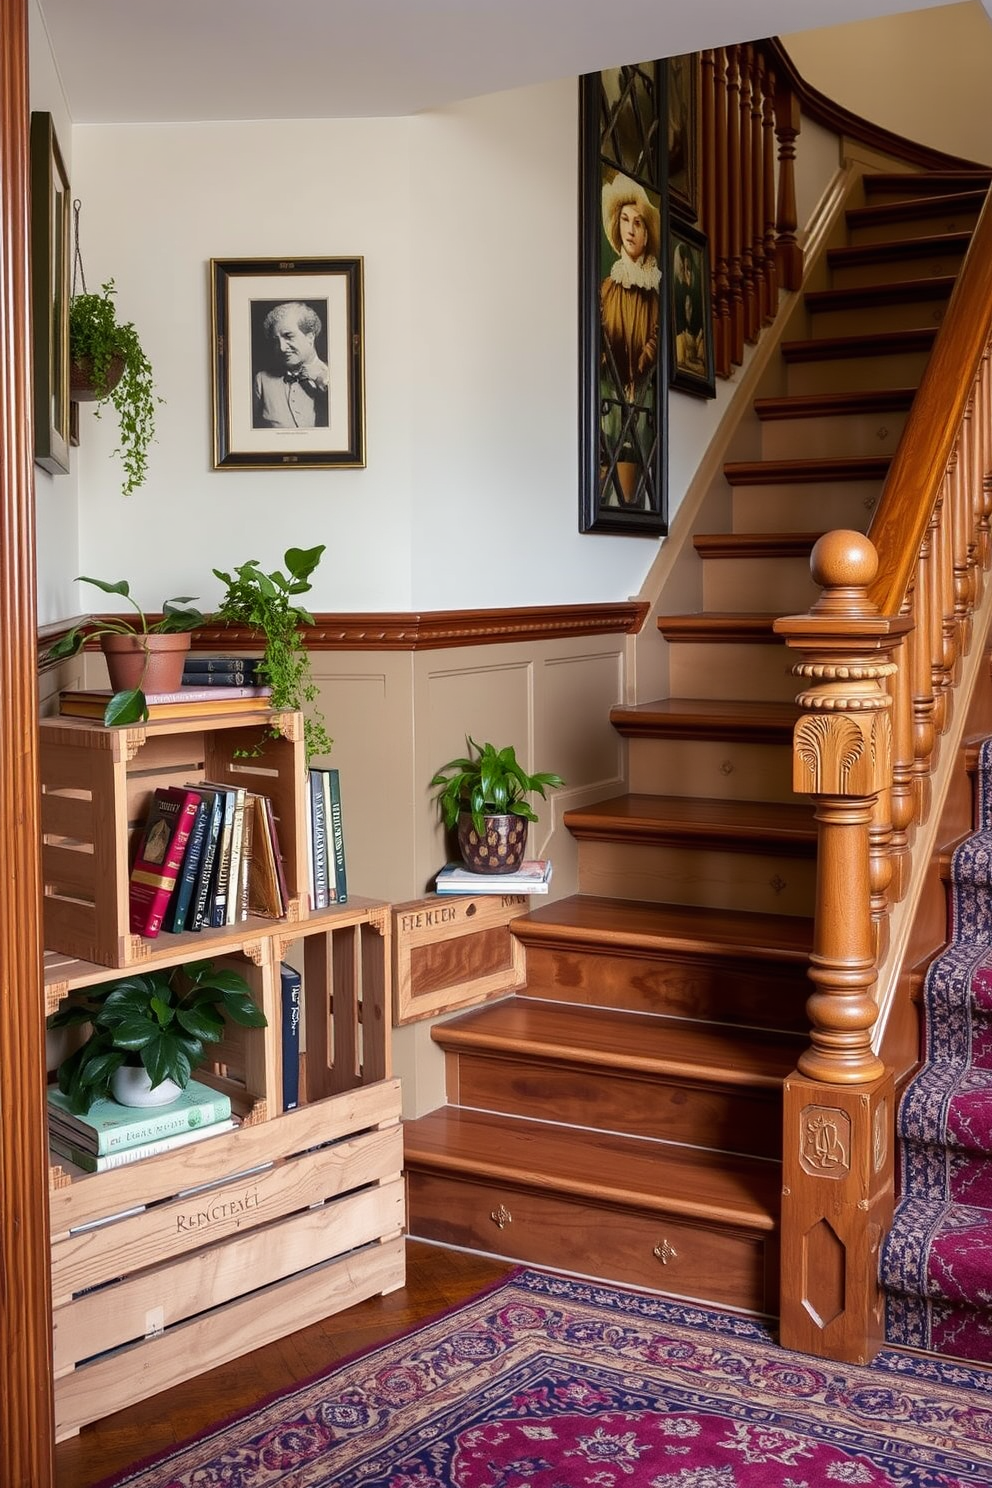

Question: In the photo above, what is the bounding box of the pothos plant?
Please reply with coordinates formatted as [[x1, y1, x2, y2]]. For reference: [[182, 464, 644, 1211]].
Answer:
[[69, 279, 161, 498], [211, 544, 333, 763]]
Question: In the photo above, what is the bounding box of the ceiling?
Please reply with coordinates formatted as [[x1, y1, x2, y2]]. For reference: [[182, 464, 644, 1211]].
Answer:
[[37, 0, 967, 125]]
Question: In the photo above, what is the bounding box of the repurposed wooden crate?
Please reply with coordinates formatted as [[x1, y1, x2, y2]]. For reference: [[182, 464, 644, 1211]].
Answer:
[[39, 710, 309, 969], [392, 893, 527, 1025], [50, 1078, 405, 1441]]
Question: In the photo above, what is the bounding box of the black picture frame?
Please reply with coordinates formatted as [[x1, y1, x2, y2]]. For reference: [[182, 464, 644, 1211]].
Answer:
[[210, 256, 365, 470], [667, 54, 700, 223], [669, 221, 716, 399], [30, 112, 70, 475], [579, 62, 668, 537]]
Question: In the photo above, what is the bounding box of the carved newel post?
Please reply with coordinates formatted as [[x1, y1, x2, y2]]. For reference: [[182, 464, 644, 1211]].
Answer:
[[773, 531, 908, 1365]]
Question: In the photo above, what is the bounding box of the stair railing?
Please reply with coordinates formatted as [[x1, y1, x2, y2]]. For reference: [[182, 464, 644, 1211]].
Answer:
[[774, 182, 992, 1364]]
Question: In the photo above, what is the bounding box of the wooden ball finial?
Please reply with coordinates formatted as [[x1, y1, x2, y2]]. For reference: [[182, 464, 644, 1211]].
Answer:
[[810, 529, 877, 591]]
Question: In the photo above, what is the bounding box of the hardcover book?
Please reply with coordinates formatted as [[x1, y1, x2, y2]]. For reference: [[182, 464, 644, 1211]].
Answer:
[[204, 785, 236, 928], [128, 786, 202, 936], [280, 962, 302, 1112], [187, 786, 225, 932], [326, 767, 348, 905], [49, 1116, 237, 1172], [180, 669, 256, 685], [223, 785, 248, 926], [46, 1077, 232, 1155], [182, 655, 260, 676], [59, 684, 273, 721], [246, 791, 284, 918], [434, 858, 553, 895], [164, 793, 210, 933], [309, 768, 330, 910]]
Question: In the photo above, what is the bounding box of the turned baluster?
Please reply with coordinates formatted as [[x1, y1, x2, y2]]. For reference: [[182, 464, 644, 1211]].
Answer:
[[928, 495, 951, 739], [751, 51, 770, 326], [711, 49, 732, 378], [738, 45, 757, 343], [886, 606, 916, 904], [726, 45, 745, 365], [774, 76, 802, 291], [954, 397, 976, 657], [910, 534, 936, 823]]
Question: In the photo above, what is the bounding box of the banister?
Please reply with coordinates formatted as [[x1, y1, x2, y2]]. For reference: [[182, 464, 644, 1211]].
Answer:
[[867, 184, 992, 616]]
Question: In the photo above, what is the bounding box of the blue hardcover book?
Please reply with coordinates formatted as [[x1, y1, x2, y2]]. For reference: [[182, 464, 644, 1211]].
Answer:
[[309, 769, 330, 910], [165, 794, 209, 933], [188, 788, 225, 932], [207, 786, 236, 928], [280, 962, 302, 1111], [327, 768, 348, 905]]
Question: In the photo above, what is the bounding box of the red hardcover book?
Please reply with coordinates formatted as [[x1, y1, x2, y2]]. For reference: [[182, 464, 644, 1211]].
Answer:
[[128, 786, 203, 937]]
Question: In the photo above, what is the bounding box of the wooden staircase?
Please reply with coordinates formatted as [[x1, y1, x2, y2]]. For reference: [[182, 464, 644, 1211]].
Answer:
[[404, 170, 988, 1317]]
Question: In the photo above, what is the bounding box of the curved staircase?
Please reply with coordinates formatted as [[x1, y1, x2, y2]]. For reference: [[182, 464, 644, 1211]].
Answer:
[[404, 168, 992, 1322]]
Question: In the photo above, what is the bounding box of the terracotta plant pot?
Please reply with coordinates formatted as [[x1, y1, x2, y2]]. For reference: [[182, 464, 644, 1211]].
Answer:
[[100, 631, 191, 694], [70, 353, 125, 403], [457, 811, 529, 873]]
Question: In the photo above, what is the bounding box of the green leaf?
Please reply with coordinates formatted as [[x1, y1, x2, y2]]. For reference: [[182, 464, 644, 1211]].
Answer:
[[284, 544, 325, 585], [220, 989, 269, 1027], [45, 628, 86, 661], [102, 689, 150, 726], [77, 575, 130, 598], [176, 1004, 225, 1042]]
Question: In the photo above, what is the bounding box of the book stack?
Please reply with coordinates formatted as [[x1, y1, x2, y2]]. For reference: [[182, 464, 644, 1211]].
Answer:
[[130, 782, 290, 938], [306, 766, 348, 908], [59, 683, 272, 722], [182, 654, 262, 687], [47, 1077, 236, 1173], [434, 858, 553, 895]]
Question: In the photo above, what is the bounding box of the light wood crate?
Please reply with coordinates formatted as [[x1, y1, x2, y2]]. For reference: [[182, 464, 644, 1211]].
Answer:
[[392, 893, 527, 1024], [50, 1078, 404, 1441], [39, 710, 309, 968]]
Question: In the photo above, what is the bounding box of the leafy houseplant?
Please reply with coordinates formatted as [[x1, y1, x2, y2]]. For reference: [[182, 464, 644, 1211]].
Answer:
[[211, 545, 333, 764], [69, 279, 160, 498], [430, 737, 565, 873], [48, 959, 268, 1115], [43, 575, 204, 725]]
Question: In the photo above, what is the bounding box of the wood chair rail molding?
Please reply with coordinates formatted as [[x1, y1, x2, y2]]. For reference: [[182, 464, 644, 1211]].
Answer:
[[40, 602, 649, 663]]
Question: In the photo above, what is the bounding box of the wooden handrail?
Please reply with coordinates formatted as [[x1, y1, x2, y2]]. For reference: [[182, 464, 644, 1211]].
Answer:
[[868, 187, 992, 613]]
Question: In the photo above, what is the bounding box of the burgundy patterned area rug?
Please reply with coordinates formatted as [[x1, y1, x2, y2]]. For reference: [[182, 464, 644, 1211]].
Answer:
[[881, 736, 992, 1361], [98, 1267, 992, 1488]]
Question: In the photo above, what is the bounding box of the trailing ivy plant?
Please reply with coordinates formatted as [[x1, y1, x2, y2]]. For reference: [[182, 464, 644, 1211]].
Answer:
[[69, 279, 160, 497], [211, 545, 333, 763]]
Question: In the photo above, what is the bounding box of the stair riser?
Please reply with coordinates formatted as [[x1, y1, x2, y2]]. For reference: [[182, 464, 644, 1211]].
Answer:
[[759, 411, 908, 462], [577, 841, 816, 917], [809, 301, 947, 336], [628, 736, 795, 804], [829, 252, 966, 289], [405, 1169, 780, 1313], [732, 483, 878, 534], [445, 1050, 785, 1157], [518, 944, 810, 1029], [668, 641, 798, 703], [787, 351, 929, 395], [846, 212, 980, 247], [701, 554, 819, 613]]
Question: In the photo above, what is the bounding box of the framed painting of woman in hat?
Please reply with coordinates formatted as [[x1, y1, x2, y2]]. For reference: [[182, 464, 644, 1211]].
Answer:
[[579, 60, 669, 536]]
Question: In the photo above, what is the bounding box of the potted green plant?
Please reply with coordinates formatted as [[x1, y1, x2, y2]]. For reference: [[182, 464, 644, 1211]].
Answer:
[[430, 737, 565, 873], [42, 575, 204, 725], [69, 278, 160, 497], [211, 544, 333, 763], [47, 959, 268, 1114]]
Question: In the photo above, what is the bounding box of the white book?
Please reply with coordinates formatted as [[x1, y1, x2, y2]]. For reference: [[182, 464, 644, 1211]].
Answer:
[[50, 1117, 237, 1173], [434, 859, 552, 895]]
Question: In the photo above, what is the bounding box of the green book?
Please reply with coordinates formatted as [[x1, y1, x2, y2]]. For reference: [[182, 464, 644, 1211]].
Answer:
[[49, 1117, 237, 1172], [46, 1077, 232, 1156]]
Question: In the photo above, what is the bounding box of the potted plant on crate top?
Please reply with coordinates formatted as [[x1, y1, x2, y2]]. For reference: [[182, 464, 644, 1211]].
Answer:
[[48, 958, 267, 1113], [430, 737, 564, 873]]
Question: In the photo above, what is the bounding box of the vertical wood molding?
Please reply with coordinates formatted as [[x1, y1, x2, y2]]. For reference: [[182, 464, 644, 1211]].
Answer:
[[0, 1, 56, 1482]]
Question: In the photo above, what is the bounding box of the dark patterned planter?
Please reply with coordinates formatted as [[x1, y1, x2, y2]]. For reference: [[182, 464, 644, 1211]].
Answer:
[[457, 812, 528, 873]]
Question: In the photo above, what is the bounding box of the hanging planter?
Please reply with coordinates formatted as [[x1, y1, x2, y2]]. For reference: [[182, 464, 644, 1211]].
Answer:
[[70, 351, 125, 403]]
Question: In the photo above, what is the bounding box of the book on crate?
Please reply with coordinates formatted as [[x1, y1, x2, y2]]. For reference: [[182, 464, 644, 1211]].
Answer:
[[59, 684, 272, 721], [46, 1076, 233, 1155], [280, 962, 302, 1111], [129, 785, 202, 936], [326, 767, 348, 905], [182, 655, 261, 685], [434, 858, 553, 895], [49, 1116, 238, 1172], [164, 792, 211, 933]]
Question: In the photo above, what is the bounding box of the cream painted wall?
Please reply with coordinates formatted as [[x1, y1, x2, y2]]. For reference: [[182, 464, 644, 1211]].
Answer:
[[783, 1, 992, 167]]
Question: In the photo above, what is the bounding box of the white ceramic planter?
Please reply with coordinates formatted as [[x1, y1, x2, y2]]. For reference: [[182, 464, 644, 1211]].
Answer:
[[111, 1065, 182, 1108]]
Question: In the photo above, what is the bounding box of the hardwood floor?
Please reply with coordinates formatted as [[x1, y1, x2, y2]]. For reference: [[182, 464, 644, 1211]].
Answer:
[[54, 1240, 511, 1487]]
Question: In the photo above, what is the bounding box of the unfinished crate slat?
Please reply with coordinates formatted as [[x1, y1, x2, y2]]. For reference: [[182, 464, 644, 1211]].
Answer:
[[392, 892, 528, 1024], [54, 1235, 406, 1442]]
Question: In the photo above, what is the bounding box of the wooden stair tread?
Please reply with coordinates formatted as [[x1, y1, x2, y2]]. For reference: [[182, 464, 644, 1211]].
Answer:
[[827, 232, 971, 268], [563, 792, 816, 852], [754, 388, 916, 421], [515, 893, 813, 964], [804, 277, 955, 313], [433, 996, 804, 1085], [781, 328, 937, 363], [723, 455, 891, 485], [656, 612, 782, 642], [609, 696, 799, 742], [845, 191, 986, 228], [863, 171, 991, 198], [694, 532, 820, 558], [403, 1106, 779, 1228]]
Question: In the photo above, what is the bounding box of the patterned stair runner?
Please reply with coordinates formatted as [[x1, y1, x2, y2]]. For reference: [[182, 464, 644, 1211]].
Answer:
[[881, 738, 992, 1361]]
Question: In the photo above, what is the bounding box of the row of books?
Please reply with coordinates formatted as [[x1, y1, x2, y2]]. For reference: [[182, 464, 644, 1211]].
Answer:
[[183, 653, 262, 686], [48, 962, 302, 1173], [61, 683, 272, 722], [129, 780, 289, 938], [306, 767, 348, 908]]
